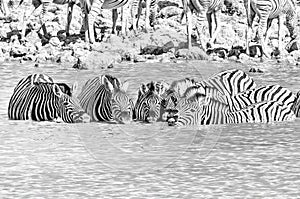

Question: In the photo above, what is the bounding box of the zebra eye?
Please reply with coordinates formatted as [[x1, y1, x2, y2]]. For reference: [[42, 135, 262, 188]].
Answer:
[[190, 108, 196, 112]]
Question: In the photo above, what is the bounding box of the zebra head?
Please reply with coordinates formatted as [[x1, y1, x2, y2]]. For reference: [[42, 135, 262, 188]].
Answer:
[[103, 77, 133, 124], [161, 78, 199, 121], [53, 84, 90, 123], [167, 88, 209, 126], [134, 81, 165, 123]]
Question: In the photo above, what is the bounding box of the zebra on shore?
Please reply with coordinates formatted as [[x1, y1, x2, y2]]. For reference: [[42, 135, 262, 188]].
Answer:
[[19, 0, 82, 39], [130, 0, 158, 32], [133, 81, 169, 122], [244, 0, 299, 57], [77, 75, 133, 123], [8, 74, 90, 123], [182, 0, 235, 49]]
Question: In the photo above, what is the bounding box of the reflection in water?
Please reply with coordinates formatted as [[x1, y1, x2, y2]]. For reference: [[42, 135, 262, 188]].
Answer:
[[0, 61, 299, 197]]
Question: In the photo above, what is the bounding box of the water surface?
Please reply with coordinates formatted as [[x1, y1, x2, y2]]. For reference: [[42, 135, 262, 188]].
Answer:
[[0, 60, 299, 198]]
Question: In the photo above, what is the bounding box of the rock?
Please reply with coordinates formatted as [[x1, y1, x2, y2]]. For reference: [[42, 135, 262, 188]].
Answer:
[[159, 6, 182, 18], [73, 58, 88, 70], [286, 39, 299, 53], [133, 55, 147, 62], [228, 45, 246, 59], [9, 45, 27, 58], [249, 67, 263, 73], [49, 37, 62, 47], [175, 47, 209, 60], [239, 53, 250, 62], [206, 47, 229, 59], [290, 50, 300, 62], [77, 51, 122, 69]]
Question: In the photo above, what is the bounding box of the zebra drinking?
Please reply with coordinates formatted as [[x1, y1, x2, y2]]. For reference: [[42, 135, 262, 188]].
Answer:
[[167, 87, 296, 126], [8, 74, 90, 123], [133, 81, 169, 122], [78, 75, 133, 123]]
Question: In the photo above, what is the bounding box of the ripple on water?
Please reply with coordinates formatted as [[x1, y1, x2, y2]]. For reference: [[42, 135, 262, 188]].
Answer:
[[0, 61, 299, 197]]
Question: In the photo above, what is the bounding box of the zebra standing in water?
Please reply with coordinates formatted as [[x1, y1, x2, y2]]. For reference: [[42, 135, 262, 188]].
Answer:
[[19, 0, 82, 39], [78, 75, 133, 123], [8, 74, 90, 123], [166, 69, 296, 125], [168, 86, 296, 125], [133, 81, 169, 122], [244, 0, 298, 57], [182, 0, 234, 49]]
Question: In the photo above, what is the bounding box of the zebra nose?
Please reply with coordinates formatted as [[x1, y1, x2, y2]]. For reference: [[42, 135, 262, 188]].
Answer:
[[119, 112, 131, 124], [81, 113, 91, 123]]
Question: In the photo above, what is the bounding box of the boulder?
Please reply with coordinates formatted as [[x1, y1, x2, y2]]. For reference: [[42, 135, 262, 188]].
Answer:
[[175, 47, 209, 60], [77, 51, 122, 69]]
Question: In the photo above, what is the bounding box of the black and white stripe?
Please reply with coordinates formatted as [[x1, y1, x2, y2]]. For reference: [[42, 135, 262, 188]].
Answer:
[[78, 75, 133, 123], [8, 74, 90, 123]]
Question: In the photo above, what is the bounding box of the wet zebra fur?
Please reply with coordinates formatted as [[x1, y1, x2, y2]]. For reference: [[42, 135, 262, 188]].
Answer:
[[168, 85, 296, 126], [133, 81, 169, 122], [8, 74, 90, 123], [78, 75, 133, 123]]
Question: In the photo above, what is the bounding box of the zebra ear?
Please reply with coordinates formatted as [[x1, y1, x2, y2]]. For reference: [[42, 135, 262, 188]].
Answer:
[[71, 81, 80, 97], [103, 76, 114, 92], [53, 84, 63, 98], [121, 81, 129, 92]]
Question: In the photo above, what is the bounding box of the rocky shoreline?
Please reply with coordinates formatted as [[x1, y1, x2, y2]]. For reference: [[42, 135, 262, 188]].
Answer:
[[1, 0, 300, 69]]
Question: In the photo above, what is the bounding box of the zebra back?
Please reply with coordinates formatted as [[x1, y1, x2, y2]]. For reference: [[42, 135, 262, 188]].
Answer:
[[198, 69, 257, 97], [8, 74, 89, 123]]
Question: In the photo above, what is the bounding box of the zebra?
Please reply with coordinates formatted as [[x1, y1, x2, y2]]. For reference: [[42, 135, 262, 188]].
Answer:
[[8, 74, 90, 123], [163, 69, 257, 119], [130, 0, 157, 32], [182, 0, 235, 49], [77, 75, 133, 123], [133, 81, 169, 122], [291, 91, 300, 117], [19, 0, 82, 40], [168, 85, 295, 125], [244, 0, 298, 57], [0, 0, 11, 17]]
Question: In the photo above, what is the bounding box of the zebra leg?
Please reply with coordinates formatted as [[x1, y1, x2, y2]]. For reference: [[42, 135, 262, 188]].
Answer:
[[183, 0, 192, 49], [244, 0, 255, 55], [66, 1, 75, 36], [257, 10, 271, 58], [1, 0, 10, 17], [277, 15, 284, 55], [39, 2, 50, 37], [210, 11, 221, 46], [144, 0, 150, 32], [112, 8, 118, 34], [21, 3, 39, 39]]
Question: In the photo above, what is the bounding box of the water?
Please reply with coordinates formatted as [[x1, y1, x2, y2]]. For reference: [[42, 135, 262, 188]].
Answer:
[[0, 60, 299, 198]]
